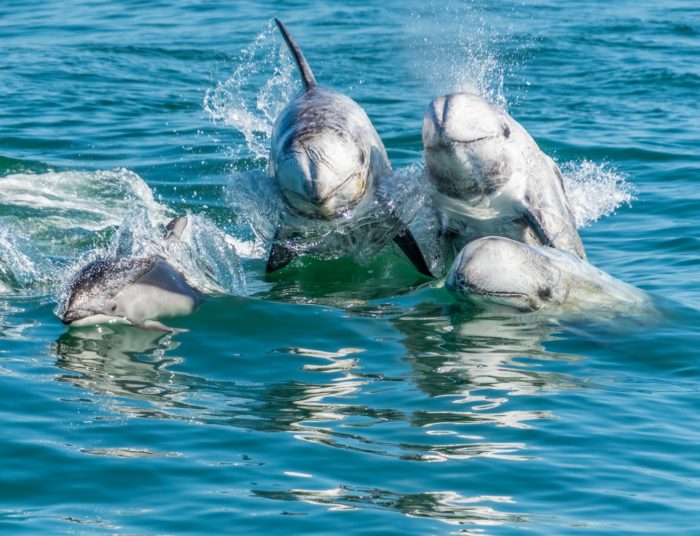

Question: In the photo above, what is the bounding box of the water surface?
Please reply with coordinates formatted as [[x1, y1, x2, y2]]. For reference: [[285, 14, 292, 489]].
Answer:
[[1, 1, 699, 534]]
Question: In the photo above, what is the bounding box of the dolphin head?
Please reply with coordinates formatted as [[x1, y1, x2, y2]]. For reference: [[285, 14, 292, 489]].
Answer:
[[446, 237, 565, 311], [423, 92, 514, 197], [273, 125, 371, 219], [60, 258, 147, 326]]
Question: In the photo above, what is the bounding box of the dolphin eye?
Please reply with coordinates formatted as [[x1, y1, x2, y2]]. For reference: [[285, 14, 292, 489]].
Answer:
[[502, 125, 511, 138], [109, 304, 117, 313]]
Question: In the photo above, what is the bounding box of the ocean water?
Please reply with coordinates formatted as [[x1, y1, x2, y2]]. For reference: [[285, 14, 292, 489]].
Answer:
[[1, 0, 699, 534]]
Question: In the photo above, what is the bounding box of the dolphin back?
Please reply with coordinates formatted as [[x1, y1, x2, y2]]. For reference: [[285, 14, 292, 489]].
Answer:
[[275, 18, 317, 90]]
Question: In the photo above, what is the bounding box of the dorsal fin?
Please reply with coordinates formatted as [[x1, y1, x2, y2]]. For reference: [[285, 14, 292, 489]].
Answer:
[[274, 18, 317, 90], [165, 216, 188, 241]]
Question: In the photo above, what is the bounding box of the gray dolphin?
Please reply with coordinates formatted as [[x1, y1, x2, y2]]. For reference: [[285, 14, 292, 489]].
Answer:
[[59, 217, 201, 331], [267, 18, 431, 277], [446, 236, 648, 314], [423, 92, 585, 259]]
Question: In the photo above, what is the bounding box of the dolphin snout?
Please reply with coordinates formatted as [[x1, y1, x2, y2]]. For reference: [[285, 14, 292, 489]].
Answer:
[[60, 309, 82, 325]]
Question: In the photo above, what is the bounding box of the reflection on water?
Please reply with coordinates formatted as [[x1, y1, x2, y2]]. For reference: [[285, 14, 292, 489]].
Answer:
[[56, 327, 179, 395], [257, 255, 429, 309], [393, 302, 585, 401], [53, 326, 368, 430], [52, 304, 589, 528], [0, 300, 42, 341], [53, 302, 583, 449], [254, 486, 524, 530]]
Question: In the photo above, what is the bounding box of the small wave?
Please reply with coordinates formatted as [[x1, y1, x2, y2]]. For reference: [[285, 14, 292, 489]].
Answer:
[[0, 154, 48, 176], [560, 160, 635, 228], [0, 168, 167, 235], [254, 486, 520, 527]]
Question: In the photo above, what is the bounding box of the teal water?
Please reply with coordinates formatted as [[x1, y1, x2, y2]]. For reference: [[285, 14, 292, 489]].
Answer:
[[1, 1, 699, 534]]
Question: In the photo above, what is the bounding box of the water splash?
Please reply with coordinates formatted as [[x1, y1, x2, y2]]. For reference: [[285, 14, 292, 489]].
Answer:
[[443, 27, 508, 109], [207, 18, 629, 275], [407, 3, 517, 109], [206, 22, 440, 264], [0, 217, 55, 295], [560, 160, 636, 228], [203, 19, 298, 162], [226, 163, 434, 263]]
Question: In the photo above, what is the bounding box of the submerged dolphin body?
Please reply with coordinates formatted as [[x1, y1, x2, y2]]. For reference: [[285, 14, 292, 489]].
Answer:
[[446, 237, 649, 314], [59, 217, 201, 331], [423, 92, 585, 259], [266, 19, 431, 277]]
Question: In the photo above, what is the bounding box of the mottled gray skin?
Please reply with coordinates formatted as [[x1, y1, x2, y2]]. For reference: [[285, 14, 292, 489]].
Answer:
[[60, 217, 201, 330], [266, 19, 431, 277], [423, 92, 585, 259], [446, 237, 648, 313], [270, 86, 390, 222]]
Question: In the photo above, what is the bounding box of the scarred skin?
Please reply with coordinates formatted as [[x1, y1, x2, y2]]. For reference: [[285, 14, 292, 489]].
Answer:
[[446, 236, 648, 313], [265, 19, 432, 277], [423, 92, 585, 259], [270, 86, 390, 221]]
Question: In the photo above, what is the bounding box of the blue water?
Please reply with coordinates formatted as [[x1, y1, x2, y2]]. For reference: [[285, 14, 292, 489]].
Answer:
[[1, 1, 699, 534]]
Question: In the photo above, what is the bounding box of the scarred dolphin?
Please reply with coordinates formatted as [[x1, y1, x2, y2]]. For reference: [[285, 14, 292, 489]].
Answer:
[[446, 236, 648, 314], [266, 18, 431, 277], [423, 92, 585, 259]]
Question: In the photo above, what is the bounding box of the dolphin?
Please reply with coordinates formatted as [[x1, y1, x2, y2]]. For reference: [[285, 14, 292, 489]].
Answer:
[[422, 92, 585, 259], [445, 236, 649, 314], [266, 18, 432, 277], [59, 217, 201, 331]]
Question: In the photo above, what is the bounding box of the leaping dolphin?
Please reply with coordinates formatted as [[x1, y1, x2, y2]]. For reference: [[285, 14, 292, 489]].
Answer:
[[59, 217, 202, 331], [422, 92, 585, 259], [446, 236, 649, 314], [266, 18, 432, 277]]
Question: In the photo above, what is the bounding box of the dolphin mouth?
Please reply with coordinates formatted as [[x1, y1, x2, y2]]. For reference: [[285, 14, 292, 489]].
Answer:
[[280, 172, 369, 220], [465, 288, 529, 299], [462, 287, 539, 312], [426, 135, 495, 150], [63, 313, 130, 328]]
